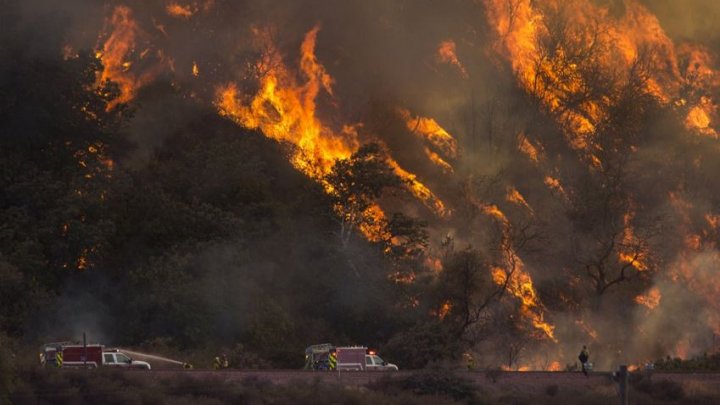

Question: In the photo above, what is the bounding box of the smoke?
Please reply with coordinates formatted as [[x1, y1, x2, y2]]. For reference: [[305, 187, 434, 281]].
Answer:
[[642, 0, 720, 44], [33, 278, 112, 346], [10, 0, 720, 368]]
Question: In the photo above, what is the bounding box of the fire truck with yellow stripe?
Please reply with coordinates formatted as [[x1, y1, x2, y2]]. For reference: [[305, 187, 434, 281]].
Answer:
[[304, 343, 398, 371]]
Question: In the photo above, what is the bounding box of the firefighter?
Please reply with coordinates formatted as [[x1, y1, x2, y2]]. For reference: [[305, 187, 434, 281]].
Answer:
[[214, 354, 229, 369], [578, 345, 590, 377]]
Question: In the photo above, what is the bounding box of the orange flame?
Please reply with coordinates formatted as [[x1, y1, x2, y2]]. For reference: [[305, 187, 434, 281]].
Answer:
[[437, 40, 468, 78], [619, 210, 649, 271], [166, 3, 194, 18], [357, 203, 390, 242], [668, 192, 720, 336], [216, 26, 357, 178], [216, 26, 449, 244], [544, 176, 568, 200], [192, 61, 200, 77], [485, 0, 719, 154], [166, 0, 215, 18], [398, 108, 458, 161], [483, 204, 556, 341], [77, 250, 89, 271], [437, 300, 453, 320], [517, 133, 542, 163], [387, 158, 450, 217], [634, 287, 661, 309], [685, 99, 718, 138], [96, 6, 167, 110], [575, 319, 599, 341], [506, 187, 533, 213]]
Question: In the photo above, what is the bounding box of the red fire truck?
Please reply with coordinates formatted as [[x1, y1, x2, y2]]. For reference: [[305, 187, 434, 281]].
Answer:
[[40, 342, 151, 370], [304, 343, 398, 371]]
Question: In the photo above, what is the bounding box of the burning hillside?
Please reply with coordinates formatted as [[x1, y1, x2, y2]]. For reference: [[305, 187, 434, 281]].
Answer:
[[3, 0, 720, 372]]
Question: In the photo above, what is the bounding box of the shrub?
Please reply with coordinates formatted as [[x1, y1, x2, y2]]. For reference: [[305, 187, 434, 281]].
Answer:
[[372, 370, 481, 403], [545, 384, 559, 397], [631, 375, 685, 401]]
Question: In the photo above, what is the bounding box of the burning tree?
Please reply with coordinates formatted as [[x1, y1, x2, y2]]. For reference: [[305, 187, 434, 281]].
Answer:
[[324, 143, 404, 248]]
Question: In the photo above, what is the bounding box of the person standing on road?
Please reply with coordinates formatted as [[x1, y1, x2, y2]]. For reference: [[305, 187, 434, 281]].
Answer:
[[578, 345, 590, 377]]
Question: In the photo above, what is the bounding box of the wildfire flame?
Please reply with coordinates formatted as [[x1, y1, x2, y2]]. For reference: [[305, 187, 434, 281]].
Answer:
[[192, 61, 200, 77], [668, 192, 720, 336], [216, 26, 450, 241], [436, 300, 453, 320], [544, 176, 568, 200], [166, 0, 215, 18], [506, 186, 533, 214], [619, 210, 649, 271], [398, 107, 458, 173], [482, 204, 556, 341], [437, 40, 468, 78], [575, 319, 599, 341], [634, 287, 661, 310], [166, 3, 194, 18], [96, 6, 167, 110], [517, 133, 542, 163], [216, 26, 357, 178], [484, 0, 720, 156]]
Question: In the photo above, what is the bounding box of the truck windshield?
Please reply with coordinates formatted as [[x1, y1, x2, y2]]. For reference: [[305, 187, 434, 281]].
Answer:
[[373, 356, 384, 365], [116, 354, 130, 363]]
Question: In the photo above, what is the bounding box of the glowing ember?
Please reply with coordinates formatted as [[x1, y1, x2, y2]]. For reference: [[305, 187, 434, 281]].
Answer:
[[424, 257, 443, 273], [437, 300, 452, 320], [192, 61, 200, 77], [166, 3, 194, 18]]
